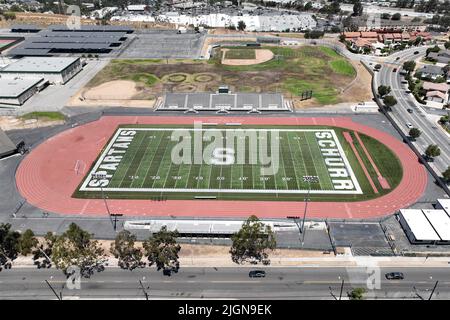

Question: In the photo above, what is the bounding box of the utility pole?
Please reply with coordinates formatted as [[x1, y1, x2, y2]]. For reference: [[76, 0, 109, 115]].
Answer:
[[329, 278, 344, 300], [428, 281, 439, 300], [339, 278, 344, 300], [45, 280, 62, 300], [139, 279, 149, 300], [91, 173, 121, 231]]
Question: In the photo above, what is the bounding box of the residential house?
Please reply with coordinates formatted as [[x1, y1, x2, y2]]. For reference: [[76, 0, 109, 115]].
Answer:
[[422, 82, 449, 105], [427, 50, 450, 65], [417, 65, 445, 81]]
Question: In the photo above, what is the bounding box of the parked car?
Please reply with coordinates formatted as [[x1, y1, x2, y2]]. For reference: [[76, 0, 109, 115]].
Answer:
[[385, 272, 404, 280], [249, 270, 266, 278], [406, 122, 413, 129], [393, 68, 397, 72]]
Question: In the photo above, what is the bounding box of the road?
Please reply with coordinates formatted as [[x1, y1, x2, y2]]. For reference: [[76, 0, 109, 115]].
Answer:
[[1, 266, 449, 300], [375, 47, 450, 175]]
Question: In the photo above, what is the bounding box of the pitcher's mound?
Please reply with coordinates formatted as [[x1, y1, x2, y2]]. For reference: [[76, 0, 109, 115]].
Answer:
[[222, 49, 274, 66], [84, 80, 138, 100]]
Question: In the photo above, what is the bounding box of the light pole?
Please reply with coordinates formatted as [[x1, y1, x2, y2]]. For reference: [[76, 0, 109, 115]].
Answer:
[[301, 175, 319, 246], [91, 172, 118, 231]]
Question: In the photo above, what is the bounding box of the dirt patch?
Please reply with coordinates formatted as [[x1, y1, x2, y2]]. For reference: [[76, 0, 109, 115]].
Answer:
[[83, 80, 138, 100], [339, 60, 373, 103], [0, 116, 64, 131], [222, 48, 274, 66], [68, 80, 157, 108]]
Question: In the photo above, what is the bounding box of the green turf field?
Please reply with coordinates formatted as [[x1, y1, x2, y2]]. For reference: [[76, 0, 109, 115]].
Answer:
[[75, 125, 402, 201], [224, 48, 256, 59]]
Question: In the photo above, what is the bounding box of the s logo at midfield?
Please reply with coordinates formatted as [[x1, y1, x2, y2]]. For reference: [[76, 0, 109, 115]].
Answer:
[[211, 148, 235, 165]]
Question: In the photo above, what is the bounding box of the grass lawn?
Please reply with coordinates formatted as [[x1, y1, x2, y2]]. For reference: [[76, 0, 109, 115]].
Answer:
[[224, 48, 256, 59], [329, 60, 356, 77], [87, 45, 357, 106], [20, 112, 65, 121]]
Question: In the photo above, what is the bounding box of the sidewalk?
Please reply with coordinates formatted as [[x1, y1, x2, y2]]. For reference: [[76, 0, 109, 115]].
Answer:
[[11, 254, 450, 269]]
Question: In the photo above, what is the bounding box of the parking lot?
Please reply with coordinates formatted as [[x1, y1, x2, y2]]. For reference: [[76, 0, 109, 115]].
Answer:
[[119, 30, 205, 59]]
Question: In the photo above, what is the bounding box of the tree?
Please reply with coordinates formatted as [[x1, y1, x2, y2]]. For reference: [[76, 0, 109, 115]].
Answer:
[[51, 223, 106, 278], [352, 0, 363, 16], [383, 95, 397, 109], [442, 166, 450, 183], [391, 13, 402, 20], [143, 226, 180, 273], [403, 60, 416, 74], [378, 85, 391, 97], [381, 13, 391, 19], [409, 128, 422, 140], [413, 36, 423, 46], [425, 144, 441, 160], [230, 215, 276, 265], [445, 41, 450, 50], [111, 230, 145, 271], [0, 224, 21, 271], [18, 229, 38, 256], [32, 232, 57, 269], [426, 45, 440, 57], [348, 287, 366, 300], [237, 20, 246, 31], [3, 12, 16, 20]]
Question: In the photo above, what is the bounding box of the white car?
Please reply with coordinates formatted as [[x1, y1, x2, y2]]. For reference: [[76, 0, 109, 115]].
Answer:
[[406, 123, 413, 129]]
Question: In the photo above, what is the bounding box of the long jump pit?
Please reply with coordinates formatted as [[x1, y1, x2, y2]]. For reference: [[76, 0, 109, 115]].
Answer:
[[15, 116, 427, 219]]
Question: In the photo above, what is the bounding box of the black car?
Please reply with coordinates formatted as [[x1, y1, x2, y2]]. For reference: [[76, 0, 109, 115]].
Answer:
[[393, 68, 397, 72], [407, 108, 413, 113], [249, 270, 266, 278], [385, 272, 404, 280], [414, 51, 419, 54], [163, 269, 172, 276]]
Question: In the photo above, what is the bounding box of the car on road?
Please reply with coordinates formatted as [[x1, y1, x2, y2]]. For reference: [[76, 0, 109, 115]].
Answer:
[[249, 270, 266, 278], [385, 272, 404, 280], [406, 122, 413, 129], [407, 108, 413, 113], [163, 269, 172, 276], [393, 68, 397, 72], [414, 51, 419, 55]]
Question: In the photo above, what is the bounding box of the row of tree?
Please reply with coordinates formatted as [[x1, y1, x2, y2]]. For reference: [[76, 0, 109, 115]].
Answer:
[[0, 215, 276, 277]]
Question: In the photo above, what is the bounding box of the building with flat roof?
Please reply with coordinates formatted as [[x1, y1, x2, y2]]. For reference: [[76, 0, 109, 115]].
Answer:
[[398, 209, 441, 244], [398, 208, 450, 245], [0, 128, 16, 158], [7, 25, 132, 57], [0, 77, 44, 106], [436, 199, 450, 215], [422, 209, 450, 244], [0, 57, 82, 84]]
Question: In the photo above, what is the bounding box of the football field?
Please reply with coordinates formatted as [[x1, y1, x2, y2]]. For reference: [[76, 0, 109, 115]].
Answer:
[[76, 124, 401, 201]]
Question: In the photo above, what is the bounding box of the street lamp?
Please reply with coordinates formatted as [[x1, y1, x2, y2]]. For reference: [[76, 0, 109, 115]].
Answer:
[[301, 175, 319, 245]]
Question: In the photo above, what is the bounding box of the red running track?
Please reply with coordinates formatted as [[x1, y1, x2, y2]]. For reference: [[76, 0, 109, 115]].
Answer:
[[15, 116, 427, 219]]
